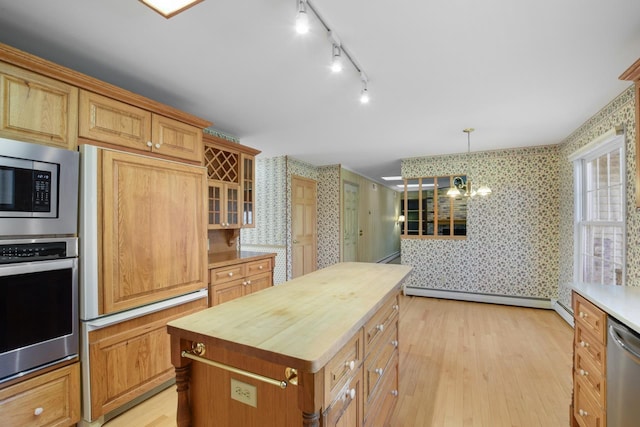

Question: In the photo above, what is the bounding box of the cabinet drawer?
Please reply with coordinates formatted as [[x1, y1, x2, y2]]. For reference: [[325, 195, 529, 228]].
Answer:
[[573, 293, 607, 344], [574, 376, 605, 427], [575, 345, 605, 407], [323, 366, 363, 427], [364, 321, 398, 407], [364, 293, 399, 355], [324, 330, 363, 408], [575, 322, 606, 371], [364, 352, 398, 427], [210, 264, 245, 285], [246, 258, 272, 275], [0, 363, 80, 427]]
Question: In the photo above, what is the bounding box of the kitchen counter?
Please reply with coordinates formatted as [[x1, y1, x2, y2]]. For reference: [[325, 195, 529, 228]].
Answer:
[[207, 250, 275, 269], [571, 282, 640, 333]]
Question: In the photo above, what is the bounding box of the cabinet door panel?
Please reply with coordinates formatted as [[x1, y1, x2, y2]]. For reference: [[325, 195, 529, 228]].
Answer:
[[151, 114, 202, 162], [0, 62, 78, 149], [79, 90, 151, 149], [100, 149, 207, 314], [210, 279, 245, 306], [245, 272, 272, 295]]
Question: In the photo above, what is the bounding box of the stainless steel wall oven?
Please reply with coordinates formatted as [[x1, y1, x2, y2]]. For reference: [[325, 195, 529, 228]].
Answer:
[[0, 237, 78, 383]]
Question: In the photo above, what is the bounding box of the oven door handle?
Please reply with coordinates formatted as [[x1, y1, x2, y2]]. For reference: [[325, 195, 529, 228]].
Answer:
[[0, 258, 77, 276]]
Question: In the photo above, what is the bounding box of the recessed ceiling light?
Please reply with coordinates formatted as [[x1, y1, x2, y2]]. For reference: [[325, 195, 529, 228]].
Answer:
[[139, 0, 204, 18]]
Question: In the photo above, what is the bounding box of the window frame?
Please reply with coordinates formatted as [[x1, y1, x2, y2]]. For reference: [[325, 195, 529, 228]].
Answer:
[[571, 129, 626, 285]]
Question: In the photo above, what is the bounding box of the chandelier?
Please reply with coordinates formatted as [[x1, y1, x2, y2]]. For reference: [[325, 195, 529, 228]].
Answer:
[[447, 128, 492, 198]]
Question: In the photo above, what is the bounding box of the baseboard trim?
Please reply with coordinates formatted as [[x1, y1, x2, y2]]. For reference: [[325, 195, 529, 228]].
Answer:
[[378, 251, 400, 264], [404, 287, 553, 309], [552, 299, 575, 327]]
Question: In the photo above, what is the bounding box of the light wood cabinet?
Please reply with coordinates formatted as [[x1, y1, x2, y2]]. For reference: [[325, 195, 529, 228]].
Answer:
[[323, 366, 363, 427], [87, 298, 206, 421], [619, 57, 640, 208], [79, 90, 203, 163], [572, 292, 607, 427], [99, 149, 208, 315], [203, 133, 260, 229], [0, 61, 78, 149], [0, 362, 80, 427], [208, 255, 274, 306]]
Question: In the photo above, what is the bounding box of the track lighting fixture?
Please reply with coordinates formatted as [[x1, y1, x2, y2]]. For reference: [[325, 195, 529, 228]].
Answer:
[[295, 0, 310, 34], [360, 72, 370, 104], [295, 0, 370, 104], [330, 44, 343, 73]]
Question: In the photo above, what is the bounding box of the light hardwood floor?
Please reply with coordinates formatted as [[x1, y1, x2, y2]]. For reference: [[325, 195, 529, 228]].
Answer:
[[104, 295, 574, 427]]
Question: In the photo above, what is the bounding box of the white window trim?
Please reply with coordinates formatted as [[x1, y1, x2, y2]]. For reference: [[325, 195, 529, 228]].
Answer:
[[570, 127, 626, 285]]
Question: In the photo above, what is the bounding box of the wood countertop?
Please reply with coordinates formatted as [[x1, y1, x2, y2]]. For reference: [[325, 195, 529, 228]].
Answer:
[[207, 251, 275, 268], [167, 262, 412, 372]]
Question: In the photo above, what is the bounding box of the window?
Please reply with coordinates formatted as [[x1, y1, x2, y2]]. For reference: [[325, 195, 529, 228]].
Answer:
[[401, 176, 467, 238], [572, 129, 625, 285]]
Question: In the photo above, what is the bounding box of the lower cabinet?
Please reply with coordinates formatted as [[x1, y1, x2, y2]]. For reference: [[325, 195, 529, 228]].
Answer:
[[0, 362, 80, 427], [208, 255, 275, 306], [85, 298, 206, 421], [323, 366, 363, 427]]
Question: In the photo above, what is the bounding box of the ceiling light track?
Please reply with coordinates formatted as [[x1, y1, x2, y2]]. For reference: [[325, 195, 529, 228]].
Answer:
[[296, 0, 370, 103]]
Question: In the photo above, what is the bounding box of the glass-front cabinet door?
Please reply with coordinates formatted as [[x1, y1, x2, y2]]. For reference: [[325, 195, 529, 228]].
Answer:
[[208, 181, 240, 229], [241, 153, 255, 228]]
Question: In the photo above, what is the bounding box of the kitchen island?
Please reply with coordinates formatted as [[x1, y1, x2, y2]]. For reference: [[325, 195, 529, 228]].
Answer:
[[167, 262, 412, 427]]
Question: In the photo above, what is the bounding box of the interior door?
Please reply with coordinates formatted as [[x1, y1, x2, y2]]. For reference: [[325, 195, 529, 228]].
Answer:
[[343, 182, 359, 262], [291, 175, 317, 278]]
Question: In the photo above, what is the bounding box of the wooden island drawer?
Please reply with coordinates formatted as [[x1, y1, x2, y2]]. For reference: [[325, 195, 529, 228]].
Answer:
[[364, 321, 398, 406], [364, 352, 398, 427], [0, 363, 80, 427], [210, 264, 245, 284], [324, 330, 363, 407], [573, 294, 607, 344], [364, 294, 399, 355]]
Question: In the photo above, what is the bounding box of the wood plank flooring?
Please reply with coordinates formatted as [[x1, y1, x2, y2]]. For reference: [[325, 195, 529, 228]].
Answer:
[[104, 295, 573, 427]]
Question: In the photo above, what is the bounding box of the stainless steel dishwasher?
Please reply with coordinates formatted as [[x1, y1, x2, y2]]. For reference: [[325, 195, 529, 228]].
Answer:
[[607, 316, 640, 427]]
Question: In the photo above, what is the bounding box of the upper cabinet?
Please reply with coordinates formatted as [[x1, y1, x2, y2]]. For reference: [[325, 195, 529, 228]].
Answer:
[[620, 57, 640, 208], [0, 62, 78, 149], [79, 90, 203, 163], [203, 133, 260, 229]]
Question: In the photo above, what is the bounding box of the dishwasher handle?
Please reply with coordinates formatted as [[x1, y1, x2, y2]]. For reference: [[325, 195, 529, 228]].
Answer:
[[609, 323, 640, 363]]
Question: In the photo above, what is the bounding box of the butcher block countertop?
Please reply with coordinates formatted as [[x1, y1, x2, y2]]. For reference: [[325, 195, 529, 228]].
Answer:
[[167, 262, 412, 373], [207, 251, 275, 269]]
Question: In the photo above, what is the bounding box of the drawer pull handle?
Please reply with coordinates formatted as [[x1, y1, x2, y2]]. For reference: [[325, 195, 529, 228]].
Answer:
[[242, 281, 247, 286], [346, 388, 356, 400], [259, 265, 263, 270], [579, 340, 590, 348], [345, 360, 355, 371], [579, 311, 588, 318], [579, 369, 589, 376], [246, 280, 251, 285], [146, 141, 153, 147], [393, 304, 399, 311], [391, 340, 399, 348], [377, 324, 384, 332], [155, 143, 161, 149], [375, 368, 384, 375], [391, 390, 399, 397], [34, 407, 44, 416], [228, 272, 233, 277], [578, 409, 588, 417]]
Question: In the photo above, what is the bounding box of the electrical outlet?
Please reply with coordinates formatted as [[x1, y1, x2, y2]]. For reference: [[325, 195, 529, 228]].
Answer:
[[231, 378, 257, 407]]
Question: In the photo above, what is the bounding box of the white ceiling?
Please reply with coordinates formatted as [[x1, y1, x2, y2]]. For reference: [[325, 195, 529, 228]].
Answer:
[[0, 0, 639, 186]]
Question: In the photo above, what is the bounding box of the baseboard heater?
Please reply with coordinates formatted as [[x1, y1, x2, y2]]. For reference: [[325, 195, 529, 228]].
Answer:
[[404, 286, 553, 309]]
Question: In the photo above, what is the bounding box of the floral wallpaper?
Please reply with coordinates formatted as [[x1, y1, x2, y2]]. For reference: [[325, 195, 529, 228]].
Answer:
[[556, 85, 637, 309], [318, 165, 342, 268], [401, 145, 561, 299]]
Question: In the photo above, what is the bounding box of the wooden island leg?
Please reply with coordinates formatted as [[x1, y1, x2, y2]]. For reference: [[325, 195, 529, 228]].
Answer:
[[302, 411, 320, 427], [175, 364, 192, 427]]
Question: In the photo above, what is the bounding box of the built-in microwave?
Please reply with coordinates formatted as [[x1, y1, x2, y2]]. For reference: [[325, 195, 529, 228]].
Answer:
[[0, 137, 79, 237]]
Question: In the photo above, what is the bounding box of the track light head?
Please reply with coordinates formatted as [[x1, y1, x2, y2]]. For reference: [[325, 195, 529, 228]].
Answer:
[[295, 0, 309, 34], [360, 87, 370, 104], [331, 44, 343, 73]]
